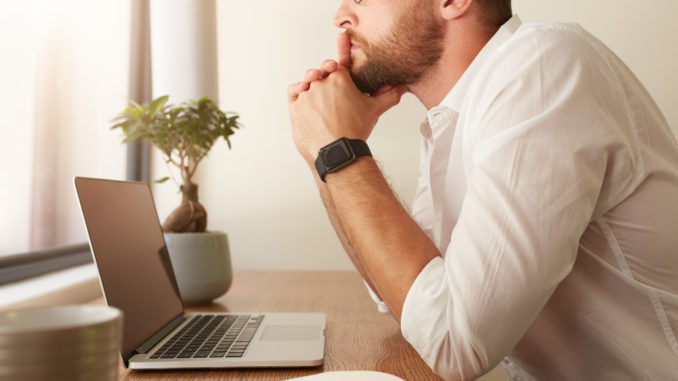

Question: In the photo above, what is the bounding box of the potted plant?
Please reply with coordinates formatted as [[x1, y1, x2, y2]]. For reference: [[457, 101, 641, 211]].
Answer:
[[111, 95, 242, 305]]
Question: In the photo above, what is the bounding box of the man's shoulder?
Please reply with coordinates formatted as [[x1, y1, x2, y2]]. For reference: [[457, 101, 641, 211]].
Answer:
[[460, 20, 625, 140], [517, 21, 587, 36], [514, 21, 591, 44], [505, 21, 612, 65], [473, 20, 614, 93]]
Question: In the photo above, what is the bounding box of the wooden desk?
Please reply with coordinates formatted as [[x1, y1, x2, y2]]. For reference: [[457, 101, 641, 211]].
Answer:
[[101, 270, 443, 380]]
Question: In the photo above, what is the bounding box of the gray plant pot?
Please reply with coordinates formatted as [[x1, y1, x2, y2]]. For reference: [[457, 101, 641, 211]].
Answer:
[[163, 231, 233, 306]]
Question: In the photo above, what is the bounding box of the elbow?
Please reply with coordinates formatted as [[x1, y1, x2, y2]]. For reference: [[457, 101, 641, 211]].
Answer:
[[420, 333, 490, 381]]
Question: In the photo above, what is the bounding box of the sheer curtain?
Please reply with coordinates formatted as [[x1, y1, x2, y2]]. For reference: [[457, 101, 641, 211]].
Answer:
[[0, 0, 131, 256]]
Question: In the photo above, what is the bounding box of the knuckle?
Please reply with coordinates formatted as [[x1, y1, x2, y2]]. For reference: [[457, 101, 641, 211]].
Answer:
[[331, 69, 348, 84], [288, 83, 301, 97]]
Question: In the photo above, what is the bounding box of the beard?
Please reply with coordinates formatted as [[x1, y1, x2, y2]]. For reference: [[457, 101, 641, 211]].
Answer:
[[348, 3, 444, 95]]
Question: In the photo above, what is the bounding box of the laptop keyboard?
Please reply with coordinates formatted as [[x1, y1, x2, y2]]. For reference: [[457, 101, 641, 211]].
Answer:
[[150, 314, 264, 359]]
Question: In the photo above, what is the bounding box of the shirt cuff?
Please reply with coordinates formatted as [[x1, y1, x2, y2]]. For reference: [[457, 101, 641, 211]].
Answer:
[[363, 280, 390, 314], [401, 256, 489, 380]]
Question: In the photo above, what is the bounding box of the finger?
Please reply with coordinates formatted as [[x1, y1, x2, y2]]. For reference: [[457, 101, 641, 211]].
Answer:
[[287, 82, 300, 102], [304, 68, 323, 83], [369, 86, 407, 115], [287, 81, 309, 103], [337, 32, 352, 68], [320, 59, 339, 77]]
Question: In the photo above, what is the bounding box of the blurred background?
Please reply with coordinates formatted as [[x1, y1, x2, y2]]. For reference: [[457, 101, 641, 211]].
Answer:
[[1, 0, 677, 269]]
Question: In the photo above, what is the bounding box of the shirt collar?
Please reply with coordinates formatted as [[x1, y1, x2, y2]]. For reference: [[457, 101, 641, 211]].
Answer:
[[420, 15, 522, 139], [435, 15, 522, 114]]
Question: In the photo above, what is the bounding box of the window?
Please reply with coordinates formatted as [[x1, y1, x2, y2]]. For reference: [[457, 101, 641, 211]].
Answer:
[[0, 1, 135, 282]]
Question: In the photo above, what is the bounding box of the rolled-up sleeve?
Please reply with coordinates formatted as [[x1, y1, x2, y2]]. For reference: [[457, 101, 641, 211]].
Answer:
[[400, 28, 634, 380]]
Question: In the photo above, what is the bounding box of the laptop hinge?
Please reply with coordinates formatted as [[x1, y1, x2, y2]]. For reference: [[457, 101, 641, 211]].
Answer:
[[131, 313, 186, 357]]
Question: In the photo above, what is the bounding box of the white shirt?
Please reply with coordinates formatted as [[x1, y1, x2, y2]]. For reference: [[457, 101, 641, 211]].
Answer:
[[386, 16, 678, 380]]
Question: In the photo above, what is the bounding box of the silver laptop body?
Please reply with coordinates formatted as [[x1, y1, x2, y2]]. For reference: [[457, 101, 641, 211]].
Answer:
[[74, 177, 325, 369]]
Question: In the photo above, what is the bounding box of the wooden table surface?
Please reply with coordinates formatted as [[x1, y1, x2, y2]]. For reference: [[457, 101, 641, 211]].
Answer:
[[99, 270, 443, 381]]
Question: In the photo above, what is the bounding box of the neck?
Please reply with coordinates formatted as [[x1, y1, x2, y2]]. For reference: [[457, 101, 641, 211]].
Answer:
[[408, 21, 498, 110]]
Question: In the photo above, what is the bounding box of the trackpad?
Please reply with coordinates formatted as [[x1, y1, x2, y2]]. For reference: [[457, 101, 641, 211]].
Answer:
[[260, 325, 321, 341]]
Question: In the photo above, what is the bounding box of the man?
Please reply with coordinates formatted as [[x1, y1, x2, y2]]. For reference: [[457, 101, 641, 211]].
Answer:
[[287, 0, 678, 379]]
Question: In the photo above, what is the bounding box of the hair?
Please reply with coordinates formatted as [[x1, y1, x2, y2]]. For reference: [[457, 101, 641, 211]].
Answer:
[[474, 0, 513, 28]]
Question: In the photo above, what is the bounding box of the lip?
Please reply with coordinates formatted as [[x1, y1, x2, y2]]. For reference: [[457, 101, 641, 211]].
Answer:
[[350, 41, 361, 51]]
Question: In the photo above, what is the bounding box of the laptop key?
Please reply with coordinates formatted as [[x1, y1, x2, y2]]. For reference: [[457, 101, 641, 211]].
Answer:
[[236, 327, 257, 342]]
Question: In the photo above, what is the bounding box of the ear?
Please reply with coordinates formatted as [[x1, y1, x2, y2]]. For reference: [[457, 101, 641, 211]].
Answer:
[[440, 0, 473, 21]]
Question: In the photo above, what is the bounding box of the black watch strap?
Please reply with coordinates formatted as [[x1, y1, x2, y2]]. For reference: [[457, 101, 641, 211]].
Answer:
[[315, 137, 372, 182]]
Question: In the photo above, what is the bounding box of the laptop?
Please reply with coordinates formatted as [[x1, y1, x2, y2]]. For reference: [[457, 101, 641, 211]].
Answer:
[[73, 177, 325, 369]]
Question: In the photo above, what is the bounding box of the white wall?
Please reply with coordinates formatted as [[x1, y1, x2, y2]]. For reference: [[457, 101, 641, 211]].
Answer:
[[152, 1, 678, 271]]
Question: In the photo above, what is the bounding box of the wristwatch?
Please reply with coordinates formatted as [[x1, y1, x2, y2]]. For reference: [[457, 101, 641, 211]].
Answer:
[[315, 137, 372, 182]]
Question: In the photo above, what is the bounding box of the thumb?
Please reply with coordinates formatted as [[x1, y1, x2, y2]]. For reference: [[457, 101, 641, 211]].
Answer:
[[369, 86, 407, 114]]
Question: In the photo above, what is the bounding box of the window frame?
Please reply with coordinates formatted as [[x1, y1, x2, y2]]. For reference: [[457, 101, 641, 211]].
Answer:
[[0, 243, 93, 286]]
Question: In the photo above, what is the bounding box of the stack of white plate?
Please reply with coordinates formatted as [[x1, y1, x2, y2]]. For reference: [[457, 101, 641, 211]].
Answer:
[[0, 305, 122, 381]]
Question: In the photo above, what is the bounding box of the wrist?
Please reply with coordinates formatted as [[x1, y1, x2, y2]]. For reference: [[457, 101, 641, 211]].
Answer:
[[324, 156, 378, 184]]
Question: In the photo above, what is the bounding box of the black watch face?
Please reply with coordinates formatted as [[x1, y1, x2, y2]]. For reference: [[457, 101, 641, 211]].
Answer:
[[323, 139, 354, 170]]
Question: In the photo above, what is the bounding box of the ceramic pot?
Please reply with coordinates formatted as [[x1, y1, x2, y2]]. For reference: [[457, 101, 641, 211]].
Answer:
[[163, 231, 233, 306]]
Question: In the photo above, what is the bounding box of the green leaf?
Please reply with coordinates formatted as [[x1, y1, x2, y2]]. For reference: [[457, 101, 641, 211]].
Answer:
[[128, 99, 142, 109], [154, 176, 170, 184], [149, 95, 169, 118], [122, 130, 146, 143]]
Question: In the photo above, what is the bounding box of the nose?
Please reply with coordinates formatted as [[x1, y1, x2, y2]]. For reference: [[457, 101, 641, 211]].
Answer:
[[333, 1, 357, 28]]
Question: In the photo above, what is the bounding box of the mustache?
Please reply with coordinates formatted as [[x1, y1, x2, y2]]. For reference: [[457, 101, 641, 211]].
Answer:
[[345, 30, 368, 49]]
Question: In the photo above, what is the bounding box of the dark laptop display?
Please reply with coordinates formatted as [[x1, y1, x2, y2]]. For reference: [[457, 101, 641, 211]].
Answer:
[[75, 178, 183, 358]]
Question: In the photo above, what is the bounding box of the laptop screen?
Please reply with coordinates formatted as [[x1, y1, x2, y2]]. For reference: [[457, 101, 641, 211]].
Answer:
[[74, 177, 183, 358]]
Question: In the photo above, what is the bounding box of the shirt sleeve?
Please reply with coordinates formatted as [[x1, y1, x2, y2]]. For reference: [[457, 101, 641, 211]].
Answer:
[[400, 28, 634, 380], [364, 280, 390, 314]]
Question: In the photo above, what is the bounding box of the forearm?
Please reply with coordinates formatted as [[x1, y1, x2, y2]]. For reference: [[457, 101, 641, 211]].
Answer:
[[287, 54, 416, 318], [314, 174, 382, 296], [324, 157, 441, 321]]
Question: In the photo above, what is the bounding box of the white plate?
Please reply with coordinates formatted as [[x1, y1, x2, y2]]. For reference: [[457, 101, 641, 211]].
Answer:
[[287, 371, 405, 381], [0, 305, 121, 334]]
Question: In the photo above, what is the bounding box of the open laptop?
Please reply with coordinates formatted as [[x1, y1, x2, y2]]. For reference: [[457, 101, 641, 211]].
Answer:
[[73, 177, 325, 369]]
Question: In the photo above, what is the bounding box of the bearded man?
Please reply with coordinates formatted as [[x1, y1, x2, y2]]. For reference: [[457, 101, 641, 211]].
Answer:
[[287, 0, 678, 380]]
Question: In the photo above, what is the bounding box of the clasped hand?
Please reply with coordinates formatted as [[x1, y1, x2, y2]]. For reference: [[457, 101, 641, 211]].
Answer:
[[287, 32, 406, 167]]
